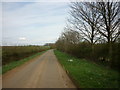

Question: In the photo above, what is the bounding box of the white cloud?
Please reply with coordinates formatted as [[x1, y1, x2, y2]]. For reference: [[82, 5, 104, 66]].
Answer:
[[3, 2, 69, 29], [2, 0, 71, 2], [0, 3, 2, 45], [2, 0, 119, 2], [19, 37, 26, 40], [2, 2, 69, 45]]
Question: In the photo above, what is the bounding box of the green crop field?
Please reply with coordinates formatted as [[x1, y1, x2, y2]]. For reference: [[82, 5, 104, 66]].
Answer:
[[2, 46, 50, 65], [2, 46, 50, 74], [2, 51, 46, 74]]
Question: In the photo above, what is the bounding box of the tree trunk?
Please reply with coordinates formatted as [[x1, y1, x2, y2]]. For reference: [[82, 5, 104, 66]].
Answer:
[[108, 42, 113, 68], [91, 43, 95, 61]]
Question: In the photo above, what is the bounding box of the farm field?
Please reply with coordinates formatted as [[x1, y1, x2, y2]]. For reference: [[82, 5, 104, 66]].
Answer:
[[54, 50, 119, 88], [2, 46, 50, 74], [2, 46, 50, 65]]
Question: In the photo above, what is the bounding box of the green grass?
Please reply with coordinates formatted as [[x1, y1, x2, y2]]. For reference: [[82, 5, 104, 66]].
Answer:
[[54, 50, 120, 88], [2, 51, 46, 74]]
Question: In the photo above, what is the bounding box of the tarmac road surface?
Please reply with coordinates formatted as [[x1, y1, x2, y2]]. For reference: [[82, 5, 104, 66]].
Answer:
[[3, 50, 76, 88]]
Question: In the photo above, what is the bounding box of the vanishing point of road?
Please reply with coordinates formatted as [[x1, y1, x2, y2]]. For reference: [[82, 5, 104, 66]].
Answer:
[[3, 50, 76, 88]]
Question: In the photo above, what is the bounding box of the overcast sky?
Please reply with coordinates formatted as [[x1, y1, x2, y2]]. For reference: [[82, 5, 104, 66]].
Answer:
[[2, 2, 70, 46]]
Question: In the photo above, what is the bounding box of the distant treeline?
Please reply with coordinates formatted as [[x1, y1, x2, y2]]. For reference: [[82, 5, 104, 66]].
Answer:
[[2, 46, 50, 65], [55, 2, 120, 70]]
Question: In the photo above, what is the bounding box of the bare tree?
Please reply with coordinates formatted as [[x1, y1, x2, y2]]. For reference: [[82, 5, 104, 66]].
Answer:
[[63, 27, 81, 44], [68, 2, 101, 44], [92, 2, 120, 43], [56, 28, 81, 52], [90, 1, 120, 66], [67, 2, 104, 60]]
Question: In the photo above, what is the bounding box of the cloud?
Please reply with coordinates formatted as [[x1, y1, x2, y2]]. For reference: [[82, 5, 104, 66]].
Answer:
[[2, 0, 119, 2], [0, 3, 2, 45], [2, 2, 69, 45], [2, 0, 71, 2], [3, 2, 69, 31], [19, 37, 26, 40]]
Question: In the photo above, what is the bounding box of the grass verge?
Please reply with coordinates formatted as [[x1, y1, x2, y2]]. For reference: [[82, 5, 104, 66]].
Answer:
[[2, 50, 46, 74], [54, 50, 119, 88]]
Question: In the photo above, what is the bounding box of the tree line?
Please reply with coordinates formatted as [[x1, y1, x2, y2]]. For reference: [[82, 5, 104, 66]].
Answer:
[[55, 2, 120, 70]]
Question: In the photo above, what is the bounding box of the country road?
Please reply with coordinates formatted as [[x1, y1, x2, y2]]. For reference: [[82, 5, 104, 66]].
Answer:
[[3, 50, 76, 88]]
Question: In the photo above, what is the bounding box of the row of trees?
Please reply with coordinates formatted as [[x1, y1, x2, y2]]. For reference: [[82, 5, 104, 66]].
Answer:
[[56, 2, 120, 69]]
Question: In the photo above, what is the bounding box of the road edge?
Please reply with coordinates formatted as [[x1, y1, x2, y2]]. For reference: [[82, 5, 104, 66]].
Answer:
[[2, 50, 47, 75], [53, 50, 79, 89]]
